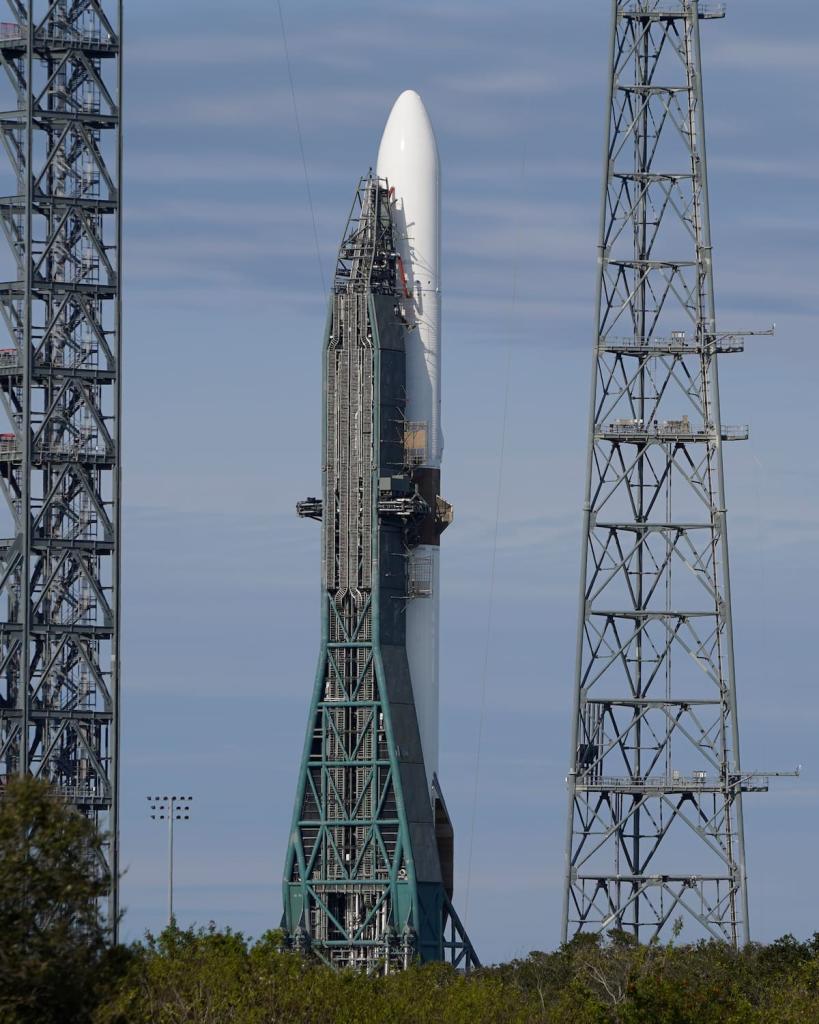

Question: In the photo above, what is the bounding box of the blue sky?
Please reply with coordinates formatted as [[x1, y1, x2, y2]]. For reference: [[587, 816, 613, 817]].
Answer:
[[122, 1, 819, 962]]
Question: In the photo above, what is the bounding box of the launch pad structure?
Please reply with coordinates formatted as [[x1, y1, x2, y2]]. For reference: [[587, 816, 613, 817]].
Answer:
[[0, 1, 122, 933], [284, 174, 477, 972], [563, 0, 778, 946]]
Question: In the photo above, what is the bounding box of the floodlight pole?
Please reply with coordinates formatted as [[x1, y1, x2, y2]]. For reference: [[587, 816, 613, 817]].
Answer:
[[168, 797, 175, 926], [148, 795, 193, 929]]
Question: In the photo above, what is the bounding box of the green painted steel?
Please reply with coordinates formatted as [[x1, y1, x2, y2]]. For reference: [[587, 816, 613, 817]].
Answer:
[[283, 177, 476, 972]]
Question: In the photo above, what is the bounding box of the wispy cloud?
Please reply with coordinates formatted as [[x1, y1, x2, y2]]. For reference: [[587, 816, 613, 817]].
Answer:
[[712, 155, 819, 181], [436, 64, 597, 98], [711, 38, 819, 74], [127, 152, 328, 185], [129, 33, 281, 67], [129, 87, 386, 131]]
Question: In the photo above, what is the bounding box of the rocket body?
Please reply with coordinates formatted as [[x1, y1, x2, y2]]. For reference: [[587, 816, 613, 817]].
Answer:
[[377, 91, 442, 799]]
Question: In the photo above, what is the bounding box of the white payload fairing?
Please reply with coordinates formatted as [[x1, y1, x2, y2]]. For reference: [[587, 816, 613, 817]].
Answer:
[[377, 91, 442, 802]]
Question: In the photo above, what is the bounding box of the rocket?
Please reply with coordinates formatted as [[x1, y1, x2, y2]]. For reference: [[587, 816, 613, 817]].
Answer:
[[284, 90, 475, 971], [377, 91, 443, 801]]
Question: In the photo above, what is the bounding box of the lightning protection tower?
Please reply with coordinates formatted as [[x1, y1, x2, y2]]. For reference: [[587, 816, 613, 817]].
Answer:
[[0, 2, 122, 933], [563, 0, 770, 946]]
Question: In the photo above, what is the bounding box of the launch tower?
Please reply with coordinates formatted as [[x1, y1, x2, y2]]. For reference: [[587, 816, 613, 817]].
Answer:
[[563, 0, 769, 946], [0, 2, 122, 931], [284, 173, 476, 971]]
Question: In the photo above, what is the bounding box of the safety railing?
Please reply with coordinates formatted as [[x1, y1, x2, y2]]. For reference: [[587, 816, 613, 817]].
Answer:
[[0, 22, 114, 47], [579, 774, 715, 790], [597, 420, 748, 441], [600, 332, 744, 353], [36, 442, 113, 461], [577, 771, 770, 791], [0, 439, 114, 462], [621, 1, 726, 16], [0, 777, 110, 800]]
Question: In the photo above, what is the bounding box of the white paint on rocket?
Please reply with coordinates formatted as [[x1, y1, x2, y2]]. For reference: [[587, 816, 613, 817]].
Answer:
[[377, 90, 442, 467], [377, 91, 442, 802]]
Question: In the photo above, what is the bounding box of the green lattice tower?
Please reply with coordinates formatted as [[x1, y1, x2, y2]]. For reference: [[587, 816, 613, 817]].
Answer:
[[283, 176, 477, 972]]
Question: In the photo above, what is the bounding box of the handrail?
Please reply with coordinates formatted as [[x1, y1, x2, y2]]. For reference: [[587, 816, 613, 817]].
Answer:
[[600, 332, 745, 352], [621, 2, 726, 16], [0, 23, 113, 45], [578, 772, 768, 789], [598, 421, 748, 439]]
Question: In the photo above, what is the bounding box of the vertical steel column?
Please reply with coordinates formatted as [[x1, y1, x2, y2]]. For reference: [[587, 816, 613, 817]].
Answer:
[[686, 2, 750, 940], [563, 0, 764, 946], [562, 0, 620, 943], [0, 1, 121, 935]]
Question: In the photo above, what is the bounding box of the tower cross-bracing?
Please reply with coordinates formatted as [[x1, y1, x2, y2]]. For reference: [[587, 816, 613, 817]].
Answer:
[[0, 1, 121, 932], [563, 0, 768, 946]]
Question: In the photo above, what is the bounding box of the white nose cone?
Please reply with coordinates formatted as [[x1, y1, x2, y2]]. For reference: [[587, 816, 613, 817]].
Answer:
[[376, 90, 442, 466]]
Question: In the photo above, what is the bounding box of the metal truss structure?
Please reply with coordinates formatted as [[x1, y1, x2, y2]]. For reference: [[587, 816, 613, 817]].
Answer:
[[563, 0, 770, 946], [284, 176, 477, 972], [0, 1, 121, 933]]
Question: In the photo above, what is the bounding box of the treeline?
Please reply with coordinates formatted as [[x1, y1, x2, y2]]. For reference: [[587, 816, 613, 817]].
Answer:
[[2, 777, 818, 1024], [93, 926, 819, 1024]]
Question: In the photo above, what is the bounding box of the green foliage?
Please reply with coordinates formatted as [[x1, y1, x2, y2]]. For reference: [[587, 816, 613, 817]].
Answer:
[[96, 926, 530, 1024], [94, 926, 819, 1024], [2, 785, 819, 1023], [0, 775, 124, 1024]]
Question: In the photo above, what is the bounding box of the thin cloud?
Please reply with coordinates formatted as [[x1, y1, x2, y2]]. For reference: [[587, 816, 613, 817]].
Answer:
[[127, 152, 328, 185], [437, 66, 595, 98], [129, 33, 280, 66], [711, 38, 819, 73], [712, 155, 819, 181]]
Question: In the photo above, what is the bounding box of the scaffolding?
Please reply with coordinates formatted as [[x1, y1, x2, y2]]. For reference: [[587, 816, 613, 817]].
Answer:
[[0, 1, 121, 934], [285, 176, 476, 972]]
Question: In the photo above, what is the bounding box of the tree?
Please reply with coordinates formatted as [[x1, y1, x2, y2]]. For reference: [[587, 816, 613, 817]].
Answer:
[[96, 923, 257, 1024], [0, 775, 121, 1024]]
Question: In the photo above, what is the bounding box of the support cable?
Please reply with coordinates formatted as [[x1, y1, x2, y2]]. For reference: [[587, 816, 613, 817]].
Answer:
[[276, 1, 326, 294], [464, 155, 527, 924], [750, 450, 771, 769]]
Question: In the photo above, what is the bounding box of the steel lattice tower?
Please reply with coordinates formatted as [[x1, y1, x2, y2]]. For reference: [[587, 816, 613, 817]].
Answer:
[[0, 2, 121, 932], [284, 175, 476, 972], [563, 0, 769, 946]]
